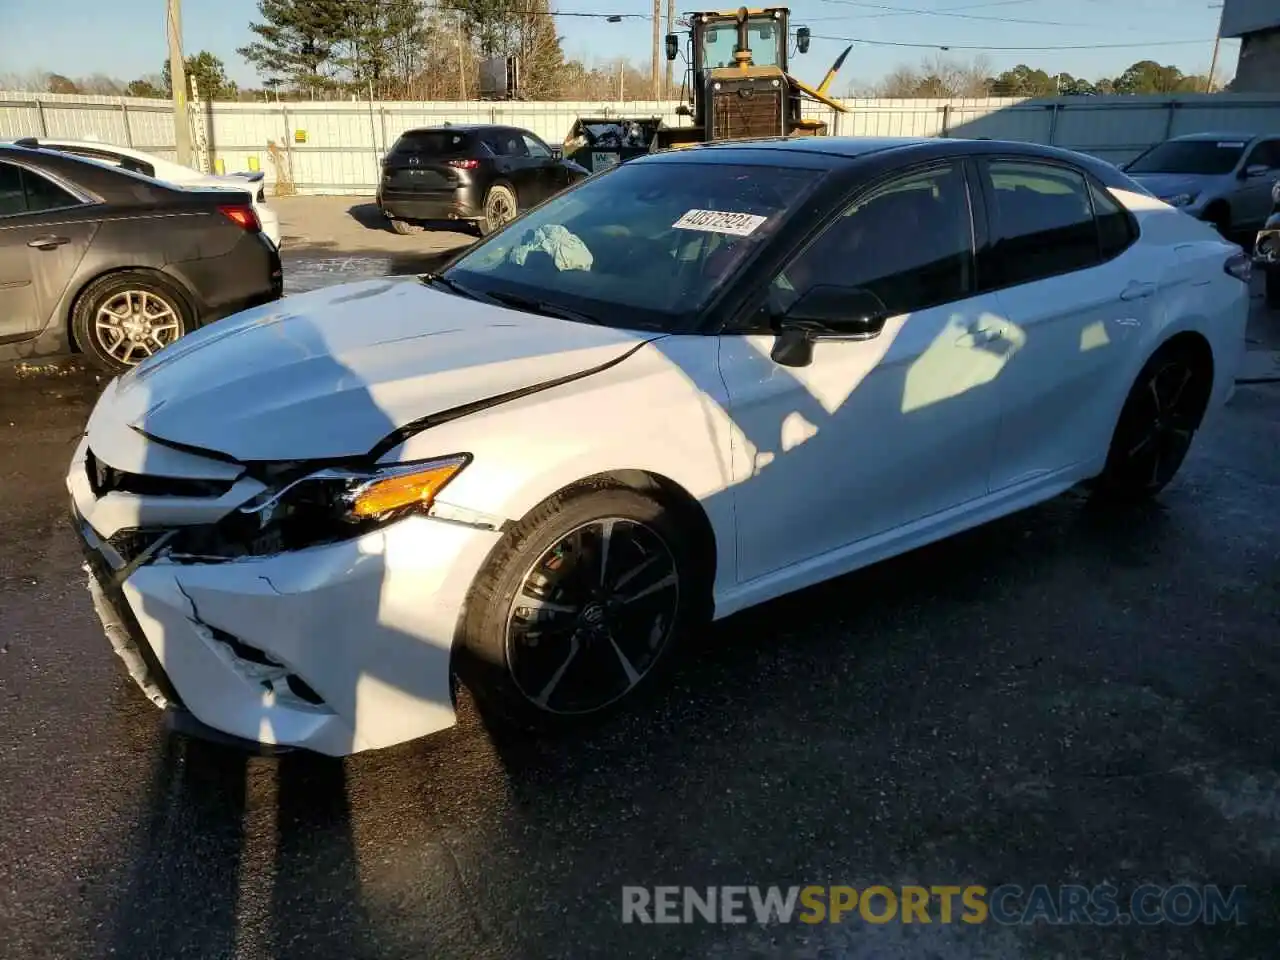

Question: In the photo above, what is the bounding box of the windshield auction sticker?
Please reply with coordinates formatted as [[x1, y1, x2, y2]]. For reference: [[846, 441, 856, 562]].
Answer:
[[672, 209, 768, 237]]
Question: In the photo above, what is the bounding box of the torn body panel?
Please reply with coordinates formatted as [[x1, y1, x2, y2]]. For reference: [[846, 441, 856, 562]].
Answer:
[[75, 501, 500, 755], [70, 413, 505, 754]]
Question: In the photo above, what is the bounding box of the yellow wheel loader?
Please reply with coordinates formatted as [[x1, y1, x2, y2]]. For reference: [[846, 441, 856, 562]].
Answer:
[[562, 7, 852, 171]]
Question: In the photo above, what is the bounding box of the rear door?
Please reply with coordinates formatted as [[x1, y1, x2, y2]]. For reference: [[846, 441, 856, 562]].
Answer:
[[384, 130, 476, 198], [481, 129, 543, 207], [976, 157, 1156, 489], [519, 131, 567, 202], [0, 160, 98, 343]]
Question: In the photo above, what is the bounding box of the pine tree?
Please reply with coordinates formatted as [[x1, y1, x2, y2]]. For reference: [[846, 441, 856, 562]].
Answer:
[[237, 0, 350, 95]]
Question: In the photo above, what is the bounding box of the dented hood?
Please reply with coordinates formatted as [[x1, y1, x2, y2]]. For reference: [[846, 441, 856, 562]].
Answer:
[[104, 277, 653, 463]]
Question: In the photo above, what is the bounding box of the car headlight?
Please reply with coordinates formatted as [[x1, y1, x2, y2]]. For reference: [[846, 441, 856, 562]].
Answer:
[[172, 455, 470, 559], [1164, 193, 1198, 208]]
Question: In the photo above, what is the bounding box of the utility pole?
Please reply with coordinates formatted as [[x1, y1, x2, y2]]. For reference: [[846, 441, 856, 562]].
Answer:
[[457, 14, 468, 99], [1206, 1, 1223, 93], [665, 0, 675, 96], [166, 0, 194, 166], [651, 0, 661, 101]]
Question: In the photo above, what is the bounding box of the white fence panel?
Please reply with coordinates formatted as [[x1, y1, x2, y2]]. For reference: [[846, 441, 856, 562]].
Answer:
[[3, 90, 1280, 194]]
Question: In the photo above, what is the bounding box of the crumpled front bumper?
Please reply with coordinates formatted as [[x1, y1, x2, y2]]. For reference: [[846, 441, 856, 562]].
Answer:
[[68, 436, 502, 757]]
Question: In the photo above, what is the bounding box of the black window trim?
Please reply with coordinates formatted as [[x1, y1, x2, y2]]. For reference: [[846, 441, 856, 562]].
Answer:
[[1244, 137, 1280, 171], [0, 158, 95, 221], [719, 156, 981, 336], [971, 154, 1138, 295]]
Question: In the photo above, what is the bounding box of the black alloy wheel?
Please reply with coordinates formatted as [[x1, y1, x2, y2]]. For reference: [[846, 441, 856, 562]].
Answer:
[[505, 517, 681, 716]]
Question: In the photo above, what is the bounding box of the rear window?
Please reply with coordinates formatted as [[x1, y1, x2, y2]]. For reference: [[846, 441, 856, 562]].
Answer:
[[391, 131, 475, 157]]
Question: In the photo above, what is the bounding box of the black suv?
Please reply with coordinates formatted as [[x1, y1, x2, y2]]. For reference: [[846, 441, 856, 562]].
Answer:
[[376, 124, 590, 236]]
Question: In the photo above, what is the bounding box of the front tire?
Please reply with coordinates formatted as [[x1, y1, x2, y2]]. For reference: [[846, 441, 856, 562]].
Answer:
[[453, 486, 701, 735], [71, 271, 191, 375], [1092, 342, 1212, 503]]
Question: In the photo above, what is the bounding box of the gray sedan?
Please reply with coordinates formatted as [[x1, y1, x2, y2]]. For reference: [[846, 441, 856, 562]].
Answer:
[[1122, 131, 1280, 238]]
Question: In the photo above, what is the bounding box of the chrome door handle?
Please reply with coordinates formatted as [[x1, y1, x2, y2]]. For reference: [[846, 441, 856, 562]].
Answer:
[[956, 323, 1002, 346], [1120, 281, 1156, 301], [27, 235, 70, 250]]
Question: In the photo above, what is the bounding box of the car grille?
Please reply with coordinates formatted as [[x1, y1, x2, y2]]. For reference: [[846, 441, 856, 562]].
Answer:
[[710, 84, 784, 141], [106, 528, 172, 566], [86, 450, 235, 499]]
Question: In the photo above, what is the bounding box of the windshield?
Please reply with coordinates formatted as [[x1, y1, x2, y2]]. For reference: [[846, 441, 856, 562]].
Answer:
[[1126, 139, 1247, 176], [443, 161, 823, 332], [700, 17, 783, 69]]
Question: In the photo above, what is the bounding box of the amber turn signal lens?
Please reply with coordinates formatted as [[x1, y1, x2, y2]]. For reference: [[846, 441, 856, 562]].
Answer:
[[350, 459, 467, 519]]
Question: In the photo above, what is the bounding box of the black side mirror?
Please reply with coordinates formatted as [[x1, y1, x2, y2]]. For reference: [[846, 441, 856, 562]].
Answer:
[[1242, 163, 1269, 179], [796, 26, 811, 54], [770, 285, 888, 368], [675, 104, 692, 117], [665, 33, 679, 61]]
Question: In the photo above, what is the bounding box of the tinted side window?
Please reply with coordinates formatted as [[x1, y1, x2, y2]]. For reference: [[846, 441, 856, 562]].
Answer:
[[1089, 180, 1136, 260], [981, 160, 1099, 289], [0, 162, 25, 216], [23, 169, 81, 212], [766, 161, 973, 318], [121, 157, 156, 177], [522, 134, 551, 158], [1247, 140, 1280, 170], [499, 131, 529, 157]]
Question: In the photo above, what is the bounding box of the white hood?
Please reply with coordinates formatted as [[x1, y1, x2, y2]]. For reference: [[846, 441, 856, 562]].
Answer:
[[100, 278, 656, 463]]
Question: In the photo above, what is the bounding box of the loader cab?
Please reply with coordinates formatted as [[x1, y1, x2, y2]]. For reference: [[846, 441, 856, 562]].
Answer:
[[661, 5, 839, 148], [694, 9, 788, 74]]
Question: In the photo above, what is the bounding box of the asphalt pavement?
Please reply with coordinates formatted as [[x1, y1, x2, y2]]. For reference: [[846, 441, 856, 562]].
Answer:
[[1, 241, 1279, 959]]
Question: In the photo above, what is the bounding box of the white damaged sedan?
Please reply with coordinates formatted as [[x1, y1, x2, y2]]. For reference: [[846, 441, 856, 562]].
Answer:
[[69, 137, 1249, 755]]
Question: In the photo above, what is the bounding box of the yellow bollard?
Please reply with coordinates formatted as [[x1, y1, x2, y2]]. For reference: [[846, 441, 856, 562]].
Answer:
[[215, 158, 226, 174], [247, 156, 261, 172]]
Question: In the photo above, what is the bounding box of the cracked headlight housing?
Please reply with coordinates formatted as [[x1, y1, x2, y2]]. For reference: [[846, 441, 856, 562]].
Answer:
[[1256, 233, 1279, 264], [172, 455, 471, 560]]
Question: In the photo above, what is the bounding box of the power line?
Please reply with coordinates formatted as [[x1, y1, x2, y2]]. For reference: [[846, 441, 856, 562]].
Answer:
[[810, 31, 1215, 51], [808, 0, 1186, 29]]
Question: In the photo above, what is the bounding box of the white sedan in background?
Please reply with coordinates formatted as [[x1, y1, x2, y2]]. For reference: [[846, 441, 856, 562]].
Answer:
[[8, 136, 280, 247], [68, 137, 1248, 756]]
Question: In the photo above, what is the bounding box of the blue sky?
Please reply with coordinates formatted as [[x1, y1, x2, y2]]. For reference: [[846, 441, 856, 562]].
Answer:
[[0, 0, 1237, 92]]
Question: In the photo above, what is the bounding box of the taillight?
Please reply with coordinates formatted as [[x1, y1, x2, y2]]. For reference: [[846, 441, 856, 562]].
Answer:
[[219, 205, 261, 232], [1224, 251, 1252, 282], [446, 159, 480, 169]]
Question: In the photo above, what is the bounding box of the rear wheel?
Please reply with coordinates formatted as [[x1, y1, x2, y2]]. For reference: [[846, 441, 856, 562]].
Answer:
[[453, 486, 702, 734], [389, 217, 424, 235], [71, 272, 191, 375], [479, 184, 518, 236], [1092, 342, 1212, 502]]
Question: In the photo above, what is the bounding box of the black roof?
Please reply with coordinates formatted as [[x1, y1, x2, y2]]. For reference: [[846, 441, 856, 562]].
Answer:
[[398, 124, 515, 135], [637, 135, 1132, 186]]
